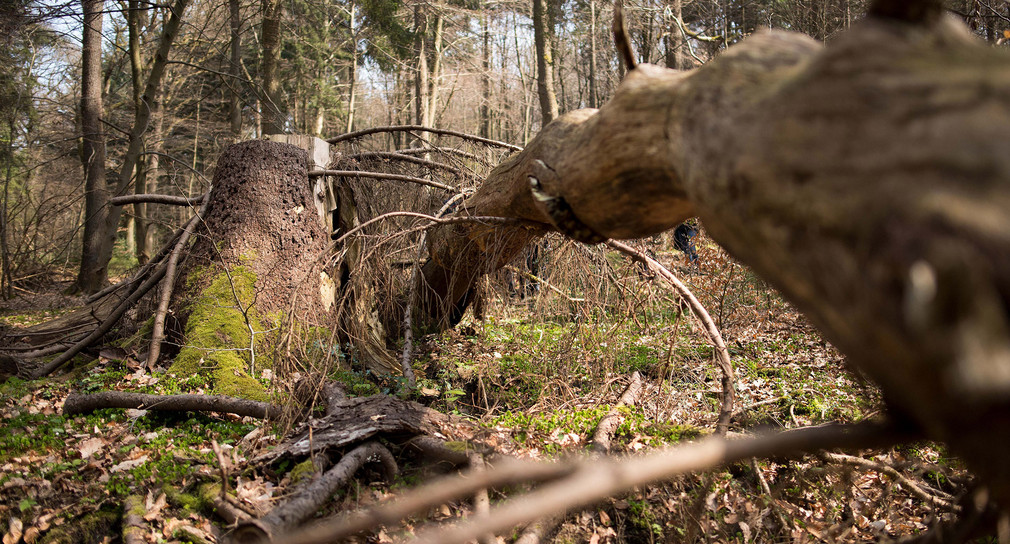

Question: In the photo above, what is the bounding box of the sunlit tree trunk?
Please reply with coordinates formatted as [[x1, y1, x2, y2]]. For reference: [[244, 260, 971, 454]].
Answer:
[[75, 0, 108, 293], [534, 0, 558, 124], [261, 0, 285, 134], [229, 0, 242, 137]]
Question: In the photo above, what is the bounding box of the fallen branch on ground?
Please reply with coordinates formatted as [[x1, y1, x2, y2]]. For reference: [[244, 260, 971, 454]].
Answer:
[[820, 452, 958, 509], [122, 495, 147, 544], [232, 442, 397, 544], [591, 371, 644, 454], [62, 391, 284, 419], [279, 421, 913, 544]]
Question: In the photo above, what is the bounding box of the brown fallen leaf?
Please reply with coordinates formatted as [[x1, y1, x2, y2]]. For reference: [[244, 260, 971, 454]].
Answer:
[[3, 517, 23, 544]]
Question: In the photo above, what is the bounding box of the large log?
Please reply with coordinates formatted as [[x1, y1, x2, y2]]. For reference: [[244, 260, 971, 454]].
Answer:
[[417, 15, 1010, 500]]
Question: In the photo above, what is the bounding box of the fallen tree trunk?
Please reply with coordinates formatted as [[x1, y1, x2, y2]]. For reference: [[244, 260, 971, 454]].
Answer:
[[409, 12, 1010, 501]]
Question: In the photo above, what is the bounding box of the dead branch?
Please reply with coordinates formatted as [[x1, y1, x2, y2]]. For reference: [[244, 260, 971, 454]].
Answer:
[[278, 421, 911, 544], [607, 240, 735, 435], [84, 220, 188, 304], [469, 453, 496, 544], [27, 257, 170, 378], [278, 459, 579, 544], [146, 198, 210, 368], [341, 152, 464, 176], [231, 442, 396, 544], [122, 494, 147, 544], [820, 451, 957, 509], [404, 436, 471, 468], [307, 169, 457, 193], [612, 0, 637, 71], [62, 391, 284, 419], [326, 125, 522, 151], [109, 193, 206, 207], [513, 516, 562, 544], [395, 146, 484, 163], [254, 395, 455, 466], [590, 371, 644, 454]]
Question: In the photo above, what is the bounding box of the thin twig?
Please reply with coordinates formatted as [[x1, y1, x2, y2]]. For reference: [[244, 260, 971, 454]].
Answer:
[[326, 125, 522, 151], [341, 151, 463, 176], [607, 240, 735, 435], [820, 452, 958, 509], [307, 169, 457, 192], [109, 193, 206, 207]]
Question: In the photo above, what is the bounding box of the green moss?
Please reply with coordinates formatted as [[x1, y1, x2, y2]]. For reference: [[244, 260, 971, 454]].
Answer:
[[288, 458, 321, 484], [169, 264, 275, 400], [40, 506, 118, 544], [162, 484, 203, 512]]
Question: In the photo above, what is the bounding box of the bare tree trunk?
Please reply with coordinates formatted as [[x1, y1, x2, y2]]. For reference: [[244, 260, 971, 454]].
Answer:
[[75, 0, 108, 294], [589, 0, 598, 108], [261, 0, 284, 135], [533, 0, 559, 124], [127, 0, 150, 264], [413, 6, 430, 148], [480, 12, 491, 139], [427, 14, 443, 127], [344, 1, 356, 134], [229, 0, 242, 137], [666, 0, 686, 69]]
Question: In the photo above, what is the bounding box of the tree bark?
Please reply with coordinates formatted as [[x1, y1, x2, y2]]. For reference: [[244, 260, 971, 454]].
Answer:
[[261, 0, 285, 135], [76, 0, 108, 294], [229, 0, 242, 137], [533, 0, 559, 124], [409, 16, 1010, 501]]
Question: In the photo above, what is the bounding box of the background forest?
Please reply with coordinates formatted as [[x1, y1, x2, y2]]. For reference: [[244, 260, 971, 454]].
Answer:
[[1, 0, 1008, 287]]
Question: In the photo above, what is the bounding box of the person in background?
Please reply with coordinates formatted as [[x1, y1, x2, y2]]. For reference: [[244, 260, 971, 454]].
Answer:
[[673, 220, 700, 266]]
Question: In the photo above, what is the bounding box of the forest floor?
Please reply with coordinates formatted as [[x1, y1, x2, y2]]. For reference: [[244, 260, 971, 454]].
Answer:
[[0, 234, 970, 543]]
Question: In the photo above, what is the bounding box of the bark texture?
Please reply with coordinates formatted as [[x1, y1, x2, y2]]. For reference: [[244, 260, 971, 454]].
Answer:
[[414, 16, 1010, 500], [62, 391, 283, 419], [76, 0, 107, 293]]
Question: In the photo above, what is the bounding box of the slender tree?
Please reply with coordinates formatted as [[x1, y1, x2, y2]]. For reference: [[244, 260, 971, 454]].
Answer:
[[533, 0, 558, 123], [75, 0, 107, 293]]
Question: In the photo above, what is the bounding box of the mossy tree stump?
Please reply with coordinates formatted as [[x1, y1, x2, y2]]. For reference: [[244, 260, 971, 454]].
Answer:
[[164, 140, 332, 399]]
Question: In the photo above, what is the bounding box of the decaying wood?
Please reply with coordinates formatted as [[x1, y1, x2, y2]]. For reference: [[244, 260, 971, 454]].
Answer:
[[62, 391, 283, 419], [122, 494, 147, 544], [254, 394, 453, 465], [279, 458, 581, 544], [231, 441, 397, 544], [513, 516, 562, 544], [282, 421, 911, 544], [608, 240, 736, 434], [590, 371, 644, 454], [404, 12, 1010, 500]]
